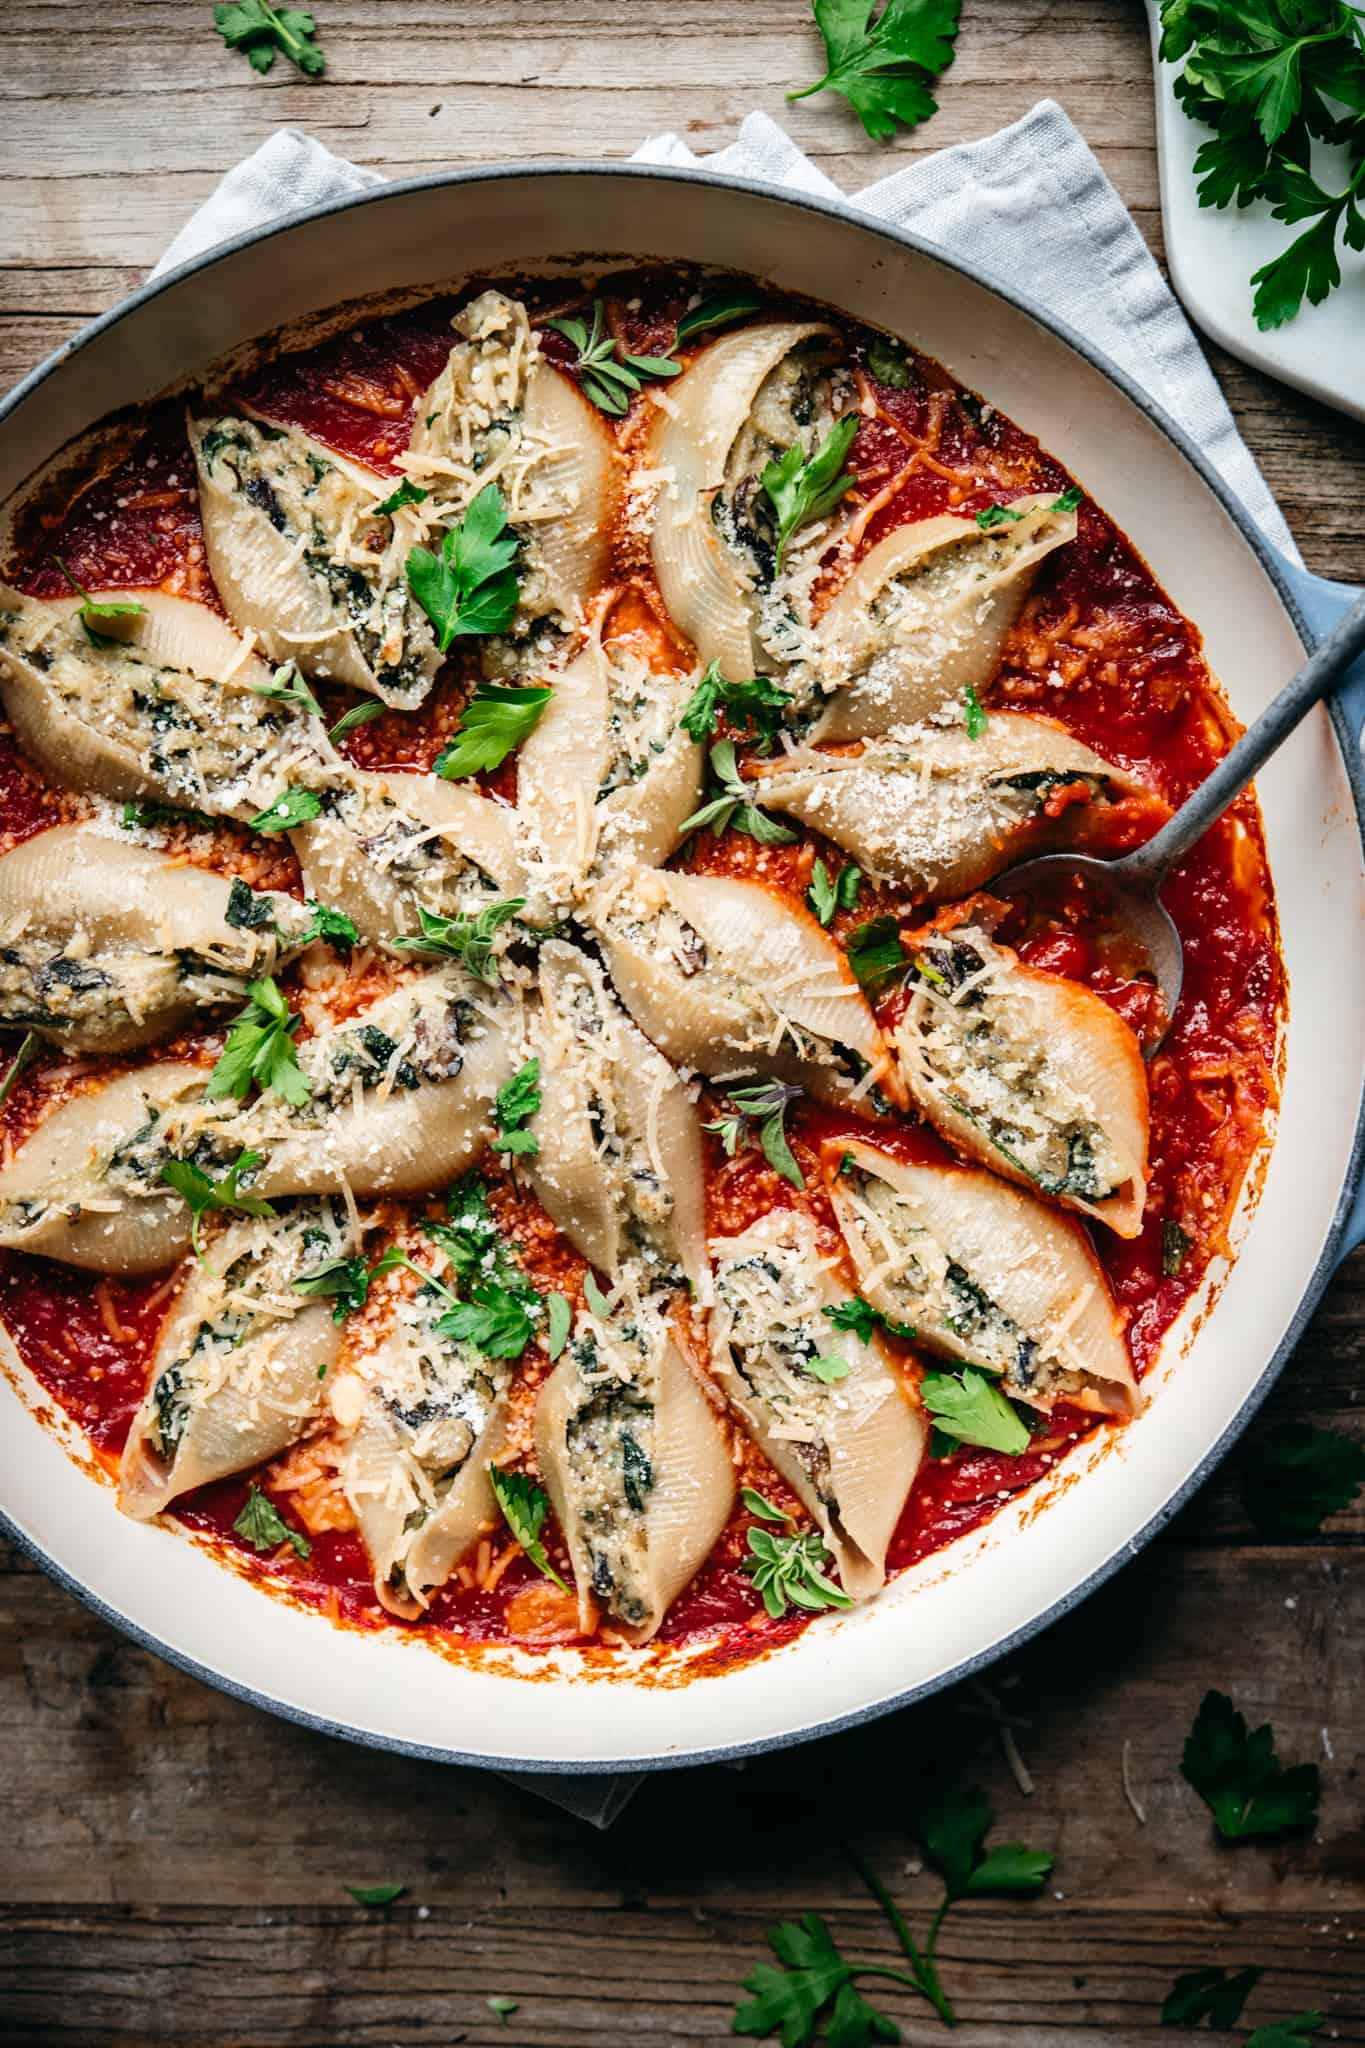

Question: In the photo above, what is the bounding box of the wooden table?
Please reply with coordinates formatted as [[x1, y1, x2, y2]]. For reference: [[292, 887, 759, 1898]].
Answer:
[[1, 5, 1363, 2042]]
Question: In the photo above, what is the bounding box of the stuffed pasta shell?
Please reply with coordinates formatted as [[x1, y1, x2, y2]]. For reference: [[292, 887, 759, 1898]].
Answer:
[[811, 495, 1079, 740], [534, 1290, 734, 1642], [710, 1212, 925, 1600], [525, 941, 708, 1296], [594, 867, 896, 1107], [894, 924, 1149, 1235], [118, 1200, 350, 1518], [0, 823, 315, 1051], [647, 321, 852, 676], [828, 1140, 1137, 1416], [751, 713, 1151, 899], [339, 1264, 511, 1618]]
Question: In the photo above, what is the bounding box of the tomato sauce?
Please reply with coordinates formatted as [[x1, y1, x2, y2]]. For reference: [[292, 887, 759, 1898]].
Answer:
[[0, 272, 1281, 1669]]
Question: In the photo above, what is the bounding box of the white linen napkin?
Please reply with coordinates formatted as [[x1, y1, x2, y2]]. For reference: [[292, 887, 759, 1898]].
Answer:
[[136, 102, 1302, 1827]]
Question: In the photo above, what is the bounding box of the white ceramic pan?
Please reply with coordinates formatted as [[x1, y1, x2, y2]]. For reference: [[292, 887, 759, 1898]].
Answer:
[[2, 166, 1364, 1775]]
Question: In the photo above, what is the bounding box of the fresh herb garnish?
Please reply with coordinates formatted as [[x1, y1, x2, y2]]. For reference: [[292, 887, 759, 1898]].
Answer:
[[54, 557, 147, 644], [205, 976, 311, 1107], [406, 483, 520, 651], [249, 787, 323, 835], [742, 1487, 790, 1522], [743, 1524, 851, 1619], [371, 478, 430, 518], [733, 1910, 905, 2046], [807, 858, 862, 926], [426, 1174, 519, 1291], [1245, 2017, 1325, 2048], [435, 1284, 539, 1359], [1158, 0, 1365, 328], [0, 1032, 37, 1109], [704, 1079, 805, 1190], [486, 1997, 520, 2025], [845, 914, 907, 991], [1052, 485, 1084, 513], [802, 1354, 852, 1384], [1181, 1690, 1320, 1841], [247, 661, 322, 720], [327, 699, 387, 746], [120, 799, 215, 832], [678, 661, 793, 753], [582, 1272, 613, 1320], [975, 502, 1025, 530], [233, 1484, 311, 1560], [822, 1294, 916, 1344], [391, 898, 524, 982], [788, 0, 963, 141], [345, 1882, 406, 1907], [674, 287, 765, 348], [962, 681, 988, 739], [919, 1367, 1030, 1455], [680, 739, 798, 845], [1241, 1421, 1365, 1538], [292, 1254, 370, 1323], [1162, 1218, 1191, 1276], [1161, 1966, 1262, 2029], [546, 1291, 572, 1360], [544, 299, 681, 416], [159, 1150, 275, 1258], [762, 415, 860, 571], [488, 1464, 569, 1591], [434, 684, 552, 779], [866, 335, 913, 387], [492, 1058, 541, 1158], [299, 899, 359, 948], [213, 0, 325, 76]]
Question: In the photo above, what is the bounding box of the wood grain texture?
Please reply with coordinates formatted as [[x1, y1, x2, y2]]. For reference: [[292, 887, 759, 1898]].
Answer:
[[0, 2, 1363, 2042]]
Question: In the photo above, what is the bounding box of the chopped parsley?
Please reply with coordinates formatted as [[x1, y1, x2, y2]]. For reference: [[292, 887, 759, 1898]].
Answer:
[[807, 857, 862, 927], [233, 1484, 311, 1560], [1181, 1689, 1320, 1840], [159, 1150, 275, 1258], [205, 976, 311, 1107], [434, 684, 552, 779], [704, 1078, 805, 1190], [391, 898, 524, 982], [292, 1254, 371, 1323], [488, 1464, 569, 1591], [680, 739, 798, 845], [492, 1058, 541, 1158], [299, 899, 359, 947], [822, 1294, 915, 1345], [975, 502, 1025, 531], [371, 478, 430, 518], [406, 483, 520, 650], [962, 681, 987, 739], [761, 414, 859, 571]]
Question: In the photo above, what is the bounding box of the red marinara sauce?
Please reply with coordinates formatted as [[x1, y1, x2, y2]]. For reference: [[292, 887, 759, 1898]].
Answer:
[[0, 275, 1281, 1667]]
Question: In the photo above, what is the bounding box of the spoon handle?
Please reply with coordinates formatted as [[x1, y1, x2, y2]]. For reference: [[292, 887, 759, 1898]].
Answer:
[[1117, 588, 1365, 888]]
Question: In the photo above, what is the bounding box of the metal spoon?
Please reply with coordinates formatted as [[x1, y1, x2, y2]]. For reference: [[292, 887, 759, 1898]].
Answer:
[[992, 588, 1365, 1051]]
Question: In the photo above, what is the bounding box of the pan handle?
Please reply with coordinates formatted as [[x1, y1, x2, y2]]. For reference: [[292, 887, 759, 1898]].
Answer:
[[1269, 554, 1365, 1264]]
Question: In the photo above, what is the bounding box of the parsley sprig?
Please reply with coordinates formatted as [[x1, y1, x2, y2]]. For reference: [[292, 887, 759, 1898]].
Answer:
[[1158, 0, 1365, 327], [1240, 1421, 1365, 1537], [807, 858, 862, 927], [488, 1464, 569, 1592], [406, 484, 521, 651], [544, 299, 681, 416], [213, 0, 324, 76], [292, 1254, 371, 1324], [249, 787, 323, 835], [920, 1366, 1030, 1456], [54, 558, 147, 645], [1181, 1690, 1320, 1841], [762, 415, 860, 570], [1162, 1966, 1262, 2030], [159, 1150, 275, 1259], [845, 915, 908, 992], [205, 976, 311, 1108], [492, 1058, 541, 1158], [823, 1294, 915, 1344], [681, 740, 798, 845], [392, 898, 525, 983], [704, 1079, 805, 1190], [233, 1484, 311, 1560], [678, 663, 793, 753], [434, 685, 551, 779], [788, 0, 963, 142]]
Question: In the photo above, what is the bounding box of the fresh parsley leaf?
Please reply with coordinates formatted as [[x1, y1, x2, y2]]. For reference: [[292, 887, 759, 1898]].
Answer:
[[1241, 1422, 1365, 1538], [213, 1, 325, 77], [487, 1997, 519, 2024], [488, 1464, 569, 1591], [822, 1295, 916, 1344], [975, 502, 1025, 530], [0, 1032, 37, 1109], [159, 1150, 275, 1257], [406, 484, 520, 650], [120, 799, 215, 832], [249, 787, 323, 834], [743, 1525, 852, 1619], [681, 739, 798, 845], [733, 1912, 899, 2046], [545, 300, 681, 415], [677, 661, 793, 752], [546, 1291, 572, 1360], [704, 1078, 805, 1190], [345, 1882, 406, 1907], [919, 1367, 1030, 1455], [292, 1254, 370, 1323], [963, 681, 987, 740], [803, 1354, 852, 1384], [910, 1776, 1052, 1899], [582, 1272, 613, 1320], [369, 1244, 457, 1300], [436, 1283, 538, 1358], [761, 414, 860, 570], [1244, 2016, 1324, 2048], [493, 1058, 541, 1158], [299, 898, 359, 947], [391, 898, 524, 982], [865, 335, 912, 387], [427, 1174, 519, 1291], [845, 914, 906, 992], [1052, 485, 1084, 513], [789, 0, 963, 141], [327, 698, 387, 746], [247, 660, 322, 719], [54, 557, 147, 644], [371, 478, 429, 518], [1181, 1690, 1320, 1840], [1161, 1965, 1261, 2030], [675, 287, 764, 347], [434, 684, 552, 779], [742, 1487, 791, 1523], [205, 976, 311, 1108], [233, 1485, 311, 1560], [808, 858, 862, 927]]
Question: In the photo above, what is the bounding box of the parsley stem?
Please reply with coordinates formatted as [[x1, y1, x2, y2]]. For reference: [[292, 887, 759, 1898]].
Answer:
[[841, 1840, 957, 2027]]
